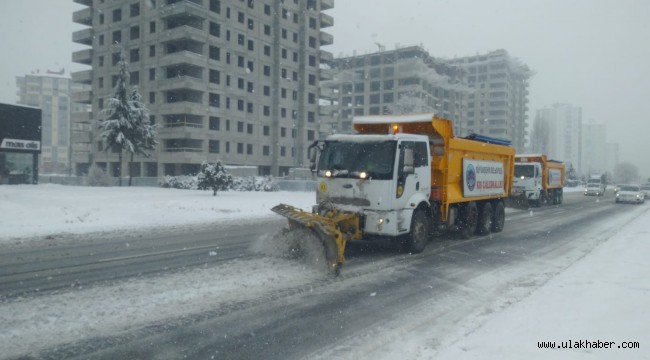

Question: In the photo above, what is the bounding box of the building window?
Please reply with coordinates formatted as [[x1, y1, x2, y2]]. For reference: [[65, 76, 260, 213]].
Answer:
[[264, 4, 271, 15], [112, 8, 122, 22], [130, 71, 139, 86], [129, 48, 140, 62], [210, 22, 221, 37], [247, 102, 254, 113], [209, 93, 220, 107], [149, 45, 156, 57], [263, 145, 270, 156], [209, 140, 220, 153], [307, 130, 315, 141], [130, 3, 140, 17], [248, 18, 254, 30], [209, 46, 220, 61], [209, 116, 220, 130], [263, 106, 270, 116], [130, 26, 140, 40], [149, 21, 156, 33], [263, 125, 270, 136], [210, 0, 221, 13], [264, 25, 271, 35], [112, 30, 121, 44], [247, 144, 253, 155], [237, 121, 244, 133], [209, 69, 220, 84], [149, 92, 155, 103], [263, 86, 270, 96], [280, 146, 286, 157], [237, 143, 244, 154], [281, 127, 286, 137], [98, 34, 104, 46]]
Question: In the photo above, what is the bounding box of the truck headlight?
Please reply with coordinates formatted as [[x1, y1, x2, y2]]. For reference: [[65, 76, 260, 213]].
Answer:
[[359, 171, 368, 179], [325, 170, 332, 177]]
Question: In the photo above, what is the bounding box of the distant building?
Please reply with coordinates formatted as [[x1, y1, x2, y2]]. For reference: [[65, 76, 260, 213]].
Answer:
[[16, 72, 90, 174], [0, 103, 42, 184], [71, 0, 334, 177], [581, 121, 607, 177], [533, 103, 582, 173], [321, 46, 468, 135], [448, 50, 533, 152]]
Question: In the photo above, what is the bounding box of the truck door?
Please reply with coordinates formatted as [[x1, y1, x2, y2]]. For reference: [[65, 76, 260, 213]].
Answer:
[[395, 140, 431, 208]]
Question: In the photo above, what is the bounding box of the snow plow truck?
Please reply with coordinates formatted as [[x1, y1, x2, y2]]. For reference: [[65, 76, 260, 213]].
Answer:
[[271, 113, 515, 274], [509, 154, 565, 207]]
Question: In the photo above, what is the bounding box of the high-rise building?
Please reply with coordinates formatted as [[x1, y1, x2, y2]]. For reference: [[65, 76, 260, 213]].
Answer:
[[532, 103, 582, 173], [581, 120, 608, 177], [16, 71, 90, 174], [448, 50, 532, 152], [71, 0, 334, 177], [321, 46, 468, 135]]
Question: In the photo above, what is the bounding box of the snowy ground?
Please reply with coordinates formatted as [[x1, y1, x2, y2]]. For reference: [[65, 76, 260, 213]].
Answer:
[[1, 184, 646, 359]]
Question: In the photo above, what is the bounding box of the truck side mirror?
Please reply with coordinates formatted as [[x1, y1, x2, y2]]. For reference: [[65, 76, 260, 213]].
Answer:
[[403, 148, 415, 174]]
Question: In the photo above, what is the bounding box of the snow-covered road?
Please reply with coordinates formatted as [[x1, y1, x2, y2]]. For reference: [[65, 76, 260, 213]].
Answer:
[[1, 185, 647, 359]]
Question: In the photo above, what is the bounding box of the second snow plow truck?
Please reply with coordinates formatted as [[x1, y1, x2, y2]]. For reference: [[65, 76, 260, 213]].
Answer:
[[509, 154, 565, 207], [272, 113, 515, 274]]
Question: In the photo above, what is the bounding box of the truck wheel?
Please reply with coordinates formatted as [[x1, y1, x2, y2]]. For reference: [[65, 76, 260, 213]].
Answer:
[[476, 203, 492, 236], [459, 202, 478, 239], [558, 189, 563, 204], [406, 209, 429, 253], [491, 201, 506, 233]]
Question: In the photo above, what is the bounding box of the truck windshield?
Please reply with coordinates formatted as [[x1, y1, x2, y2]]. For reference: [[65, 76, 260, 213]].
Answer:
[[514, 164, 535, 178], [318, 140, 396, 180]]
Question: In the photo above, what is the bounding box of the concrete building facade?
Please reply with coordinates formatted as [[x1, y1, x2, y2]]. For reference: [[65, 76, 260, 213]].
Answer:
[[581, 121, 608, 177], [71, 0, 334, 177], [321, 46, 468, 136], [448, 49, 532, 152], [16, 72, 90, 175], [532, 103, 582, 174]]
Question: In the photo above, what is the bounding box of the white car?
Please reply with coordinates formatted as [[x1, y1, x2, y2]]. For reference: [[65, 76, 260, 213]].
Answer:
[[584, 183, 605, 196], [615, 185, 645, 204]]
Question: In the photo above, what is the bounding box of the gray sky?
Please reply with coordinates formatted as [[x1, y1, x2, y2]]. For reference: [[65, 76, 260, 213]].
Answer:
[[1, 0, 649, 176]]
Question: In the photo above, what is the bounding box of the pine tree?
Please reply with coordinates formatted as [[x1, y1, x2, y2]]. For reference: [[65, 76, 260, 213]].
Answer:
[[97, 51, 157, 186], [197, 161, 233, 196], [128, 87, 158, 186]]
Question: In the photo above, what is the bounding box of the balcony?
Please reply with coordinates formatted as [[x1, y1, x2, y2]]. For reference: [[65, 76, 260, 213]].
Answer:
[[71, 111, 93, 124], [319, 68, 334, 81], [72, 131, 91, 143], [157, 101, 206, 115], [321, 0, 334, 10], [73, 7, 92, 26], [320, 12, 334, 28], [72, 153, 91, 163], [320, 49, 333, 63], [157, 75, 205, 92], [319, 31, 333, 46], [158, 50, 206, 68], [73, 0, 92, 6], [72, 49, 93, 65], [72, 28, 93, 46], [71, 70, 92, 85], [161, 1, 206, 23], [163, 25, 206, 44], [71, 90, 92, 104]]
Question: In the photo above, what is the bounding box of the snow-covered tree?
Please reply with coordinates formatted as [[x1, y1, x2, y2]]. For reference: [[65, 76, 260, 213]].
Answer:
[[384, 91, 434, 115], [97, 52, 157, 186], [127, 87, 158, 186], [197, 161, 233, 196]]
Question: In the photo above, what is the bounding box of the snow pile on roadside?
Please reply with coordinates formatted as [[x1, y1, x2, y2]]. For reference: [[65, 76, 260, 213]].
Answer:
[[0, 256, 322, 359], [0, 184, 314, 241], [430, 206, 650, 359]]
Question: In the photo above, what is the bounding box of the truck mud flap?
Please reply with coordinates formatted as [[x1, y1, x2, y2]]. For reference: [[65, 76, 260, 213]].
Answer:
[[505, 193, 530, 210]]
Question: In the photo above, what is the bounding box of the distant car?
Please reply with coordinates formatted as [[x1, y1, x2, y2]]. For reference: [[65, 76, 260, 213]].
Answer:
[[640, 184, 650, 198], [584, 183, 605, 196], [614, 184, 622, 194], [615, 185, 645, 204]]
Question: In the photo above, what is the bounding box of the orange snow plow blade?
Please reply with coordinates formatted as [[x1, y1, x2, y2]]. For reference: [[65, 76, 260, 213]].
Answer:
[[271, 204, 362, 275]]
